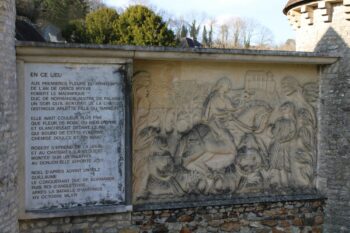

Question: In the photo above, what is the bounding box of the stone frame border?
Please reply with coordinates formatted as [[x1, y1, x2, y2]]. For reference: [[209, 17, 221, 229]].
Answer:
[[16, 55, 134, 219]]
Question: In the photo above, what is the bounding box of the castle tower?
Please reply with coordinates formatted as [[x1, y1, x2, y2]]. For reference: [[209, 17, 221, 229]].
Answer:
[[284, 0, 350, 52], [0, 0, 19, 232], [284, 1, 350, 232]]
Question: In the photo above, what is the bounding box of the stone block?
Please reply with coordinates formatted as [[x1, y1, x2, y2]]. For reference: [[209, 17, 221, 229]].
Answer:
[[179, 227, 191, 233], [261, 220, 278, 227], [220, 221, 241, 232], [119, 228, 138, 233]]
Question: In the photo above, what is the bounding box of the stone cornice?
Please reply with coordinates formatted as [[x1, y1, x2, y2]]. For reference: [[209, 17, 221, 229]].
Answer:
[[15, 41, 338, 65]]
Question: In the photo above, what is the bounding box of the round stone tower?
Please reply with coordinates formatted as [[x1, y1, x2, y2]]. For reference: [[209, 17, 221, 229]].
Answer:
[[284, 1, 350, 233], [284, 0, 350, 52]]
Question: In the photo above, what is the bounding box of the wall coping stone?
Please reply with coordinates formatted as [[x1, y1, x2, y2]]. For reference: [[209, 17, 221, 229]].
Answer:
[[16, 41, 338, 64]]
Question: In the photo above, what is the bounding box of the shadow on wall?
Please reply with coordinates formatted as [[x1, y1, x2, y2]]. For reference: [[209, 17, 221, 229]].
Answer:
[[315, 27, 350, 110], [314, 27, 348, 53], [314, 26, 350, 233]]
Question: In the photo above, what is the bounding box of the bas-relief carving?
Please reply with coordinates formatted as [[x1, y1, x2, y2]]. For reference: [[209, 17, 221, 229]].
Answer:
[[132, 69, 318, 203]]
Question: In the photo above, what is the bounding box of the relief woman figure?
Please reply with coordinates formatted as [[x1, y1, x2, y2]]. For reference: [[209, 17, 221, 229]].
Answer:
[[281, 76, 316, 127], [269, 101, 297, 188], [290, 108, 316, 188], [203, 77, 235, 124], [280, 76, 317, 188], [175, 77, 238, 177], [203, 77, 238, 147]]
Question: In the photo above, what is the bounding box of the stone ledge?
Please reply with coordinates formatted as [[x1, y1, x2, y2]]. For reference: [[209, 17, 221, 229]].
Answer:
[[15, 41, 338, 65], [20, 205, 133, 220], [134, 194, 326, 211]]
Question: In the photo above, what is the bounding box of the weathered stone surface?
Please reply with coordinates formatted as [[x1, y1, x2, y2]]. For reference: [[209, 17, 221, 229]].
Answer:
[[133, 60, 319, 204], [284, 2, 350, 232], [312, 226, 322, 233], [220, 221, 241, 232], [0, 0, 18, 232], [314, 215, 323, 225], [271, 227, 285, 233], [279, 220, 290, 228], [119, 228, 138, 233], [11, 4, 350, 230], [261, 220, 278, 227], [24, 63, 126, 211], [19, 200, 325, 233], [292, 217, 304, 226], [177, 215, 193, 222], [208, 220, 221, 227], [179, 227, 192, 233], [152, 224, 169, 233]]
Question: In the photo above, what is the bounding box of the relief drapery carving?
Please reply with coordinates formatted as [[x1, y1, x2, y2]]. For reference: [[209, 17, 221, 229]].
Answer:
[[132, 69, 318, 203]]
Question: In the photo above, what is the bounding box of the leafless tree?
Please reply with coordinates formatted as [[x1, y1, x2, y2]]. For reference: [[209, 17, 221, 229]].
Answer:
[[240, 18, 258, 48], [124, 5, 276, 50], [228, 17, 274, 49], [230, 17, 244, 48], [207, 18, 215, 47], [255, 25, 274, 49], [219, 24, 229, 48], [168, 16, 188, 39]]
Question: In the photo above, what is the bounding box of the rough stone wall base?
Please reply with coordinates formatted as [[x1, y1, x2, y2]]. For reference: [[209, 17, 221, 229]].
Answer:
[[19, 200, 324, 233]]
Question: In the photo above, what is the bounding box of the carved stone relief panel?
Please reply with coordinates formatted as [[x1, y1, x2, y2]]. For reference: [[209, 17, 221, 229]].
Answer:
[[132, 61, 319, 204]]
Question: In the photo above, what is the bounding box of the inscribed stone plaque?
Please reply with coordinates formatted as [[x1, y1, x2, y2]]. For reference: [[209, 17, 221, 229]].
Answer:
[[24, 63, 125, 211]]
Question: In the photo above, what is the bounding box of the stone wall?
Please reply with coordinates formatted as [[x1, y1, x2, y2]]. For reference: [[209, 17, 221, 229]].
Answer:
[[316, 29, 350, 232], [19, 199, 324, 233], [286, 1, 350, 232], [14, 43, 333, 232], [0, 0, 18, 232]]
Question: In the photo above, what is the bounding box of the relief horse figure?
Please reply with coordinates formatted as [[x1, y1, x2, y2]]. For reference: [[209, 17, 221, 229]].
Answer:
[[174, 78, 272, 193]]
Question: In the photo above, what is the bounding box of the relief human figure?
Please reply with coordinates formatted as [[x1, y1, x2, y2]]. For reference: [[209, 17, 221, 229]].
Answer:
[[203, 77, 236, 122], [176, 77, 272, 192], [133, 71, 155, 136], [132, 71, 162, 200], [281, 76, 316, 127], [290, 108, 316, 187], [180, 77, 237, 174], [268, 101, 297, 188], [280, 76, 317, 188], [137, 135, 185, 199], [133, 72, 318, 201], [219, 74, 273, 142], [235, 134, 266, 192], [135, 107, 187, 200]]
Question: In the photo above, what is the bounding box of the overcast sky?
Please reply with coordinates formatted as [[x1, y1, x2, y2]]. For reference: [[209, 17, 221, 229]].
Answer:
[[103, 0, 294, 44]]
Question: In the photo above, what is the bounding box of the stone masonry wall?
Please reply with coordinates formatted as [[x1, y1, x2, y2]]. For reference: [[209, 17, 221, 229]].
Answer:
[[0, 0, 19, 232], [316, 32, 350, 232], [294, 4, 347, 52], [19, 200, 324, 233], [291, 2, 350, 232]]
